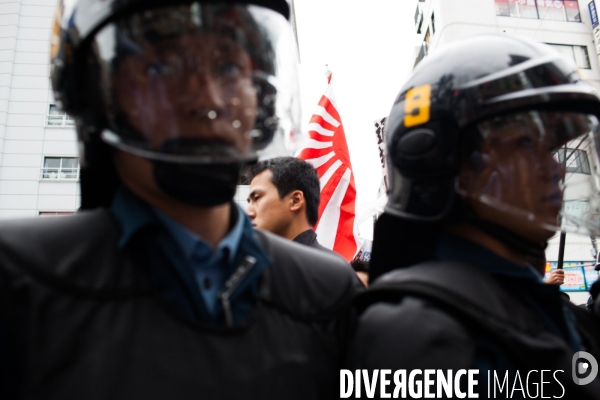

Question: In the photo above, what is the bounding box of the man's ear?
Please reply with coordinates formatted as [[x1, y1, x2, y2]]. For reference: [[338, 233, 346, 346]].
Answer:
[[289, 190, 305, 212]]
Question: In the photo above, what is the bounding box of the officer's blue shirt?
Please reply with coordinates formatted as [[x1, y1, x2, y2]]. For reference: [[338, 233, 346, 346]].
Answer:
[[111, 187, 271, 324], [436, 235, 581, 396], [154, 208, 243, 315]]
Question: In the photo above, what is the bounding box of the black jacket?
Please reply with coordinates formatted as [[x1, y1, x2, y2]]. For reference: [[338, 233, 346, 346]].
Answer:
[[348, 262, 600, 399], [0, 210, 359, 400], [293, 229, 335, 254]]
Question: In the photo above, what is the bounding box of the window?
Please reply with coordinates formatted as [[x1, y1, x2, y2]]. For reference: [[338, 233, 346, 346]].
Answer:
[[496, 0, 510, 16], [414, 29, 431, 68], [554, 148, 591, 174], [431, 12, 436, 34], [562, 200, 591, 229], [415, 3, 424, 33], [495, 0, 539, 19], [39, 211, 75, 217], [414, 42, 428, 68], [546, 44, 591, 69], [564, 0, 580, 21], [495, 0, 580, 22], [46, 104, 75, 128], [40, 157, 80, 180]]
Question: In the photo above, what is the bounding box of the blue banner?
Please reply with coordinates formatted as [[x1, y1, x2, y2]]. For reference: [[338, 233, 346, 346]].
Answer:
[[589, 1, 599, 28], [545, 261, 599, 292]]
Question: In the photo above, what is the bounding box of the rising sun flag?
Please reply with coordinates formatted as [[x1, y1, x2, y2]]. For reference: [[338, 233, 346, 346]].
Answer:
[[297, 70, 358, 261]]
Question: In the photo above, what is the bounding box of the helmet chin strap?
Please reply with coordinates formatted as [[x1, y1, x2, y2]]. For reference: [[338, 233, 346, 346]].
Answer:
[[106, 130, 251, 207], [469, 218, 548, 259], [153, 160, 243, 207]]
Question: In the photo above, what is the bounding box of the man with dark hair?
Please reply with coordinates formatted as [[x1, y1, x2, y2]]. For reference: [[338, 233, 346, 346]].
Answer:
[[247, 157, 330, 252]]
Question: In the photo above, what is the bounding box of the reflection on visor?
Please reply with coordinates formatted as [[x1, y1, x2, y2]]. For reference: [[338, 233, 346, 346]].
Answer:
[[117, 34, 255, 88], [458, 110, 600, 236], [92, 3, 302, 165], [121, 4, 275, 74], [477, 111, 598, 151]]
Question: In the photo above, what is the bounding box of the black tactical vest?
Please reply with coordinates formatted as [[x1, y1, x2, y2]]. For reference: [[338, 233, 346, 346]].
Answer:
[[0, 210, 358, 400], [351, 261, 600, 399]]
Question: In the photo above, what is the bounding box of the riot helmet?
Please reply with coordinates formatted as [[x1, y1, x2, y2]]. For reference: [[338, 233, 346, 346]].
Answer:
[[372, 35, 600, 280], [51, 0, 302, 208]]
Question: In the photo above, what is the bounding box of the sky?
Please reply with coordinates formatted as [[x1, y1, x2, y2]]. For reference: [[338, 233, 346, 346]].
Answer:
[[293, 1, 418, 238]]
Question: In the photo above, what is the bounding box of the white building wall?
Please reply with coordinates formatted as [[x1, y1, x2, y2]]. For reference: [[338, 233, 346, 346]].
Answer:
[[0, 0, 21, 184], [234, 185, 250, 212], [418, 0, 600, 88], [0, 0, 82, 219]]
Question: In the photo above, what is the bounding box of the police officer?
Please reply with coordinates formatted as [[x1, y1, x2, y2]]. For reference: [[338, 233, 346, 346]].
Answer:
[[348, 35, 600, 398], [0, 1, 358, 398]]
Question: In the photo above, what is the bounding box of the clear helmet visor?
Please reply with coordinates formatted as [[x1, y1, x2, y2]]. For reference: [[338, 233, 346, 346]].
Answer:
[[457, 110, 600, 237], [92, 3, 302, 164]]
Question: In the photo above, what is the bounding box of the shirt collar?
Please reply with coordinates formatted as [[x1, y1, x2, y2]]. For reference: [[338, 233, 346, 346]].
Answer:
[[292, 229, 317, 246], [111, 186, 245, 265], [435, 234, 542, 281], [154, 204, 245, 265], [111, 187, 158, 248]]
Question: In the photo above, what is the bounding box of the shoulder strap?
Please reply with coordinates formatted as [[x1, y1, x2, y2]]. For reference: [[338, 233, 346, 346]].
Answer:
[[359, 261, 546, 334]]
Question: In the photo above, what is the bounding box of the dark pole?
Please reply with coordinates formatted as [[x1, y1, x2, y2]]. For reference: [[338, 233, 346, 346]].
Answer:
[[557, 232, 566, 270], [557, 144, 568, 270]]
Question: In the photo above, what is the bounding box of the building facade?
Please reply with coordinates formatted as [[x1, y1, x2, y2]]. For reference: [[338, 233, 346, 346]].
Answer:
[[413, 0, 600, 296], [0, 0, 80, 219], [414, 0, 600, 95]]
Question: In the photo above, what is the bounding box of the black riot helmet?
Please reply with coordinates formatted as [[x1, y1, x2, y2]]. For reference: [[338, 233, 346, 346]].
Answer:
[[50, 0, 302, 209], [370, 35, 600, 281]]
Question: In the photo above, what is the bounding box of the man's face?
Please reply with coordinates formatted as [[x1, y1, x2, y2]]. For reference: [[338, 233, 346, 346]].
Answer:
[[246, 170, 294, 236], [459, 114, 567, 242], [113, 32, 257, 154], [112, 31, 258, 201]]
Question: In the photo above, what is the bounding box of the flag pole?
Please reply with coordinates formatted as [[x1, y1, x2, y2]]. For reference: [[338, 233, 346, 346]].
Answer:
[[296, 63, 359, 260], [557, 143, 568, 270]]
